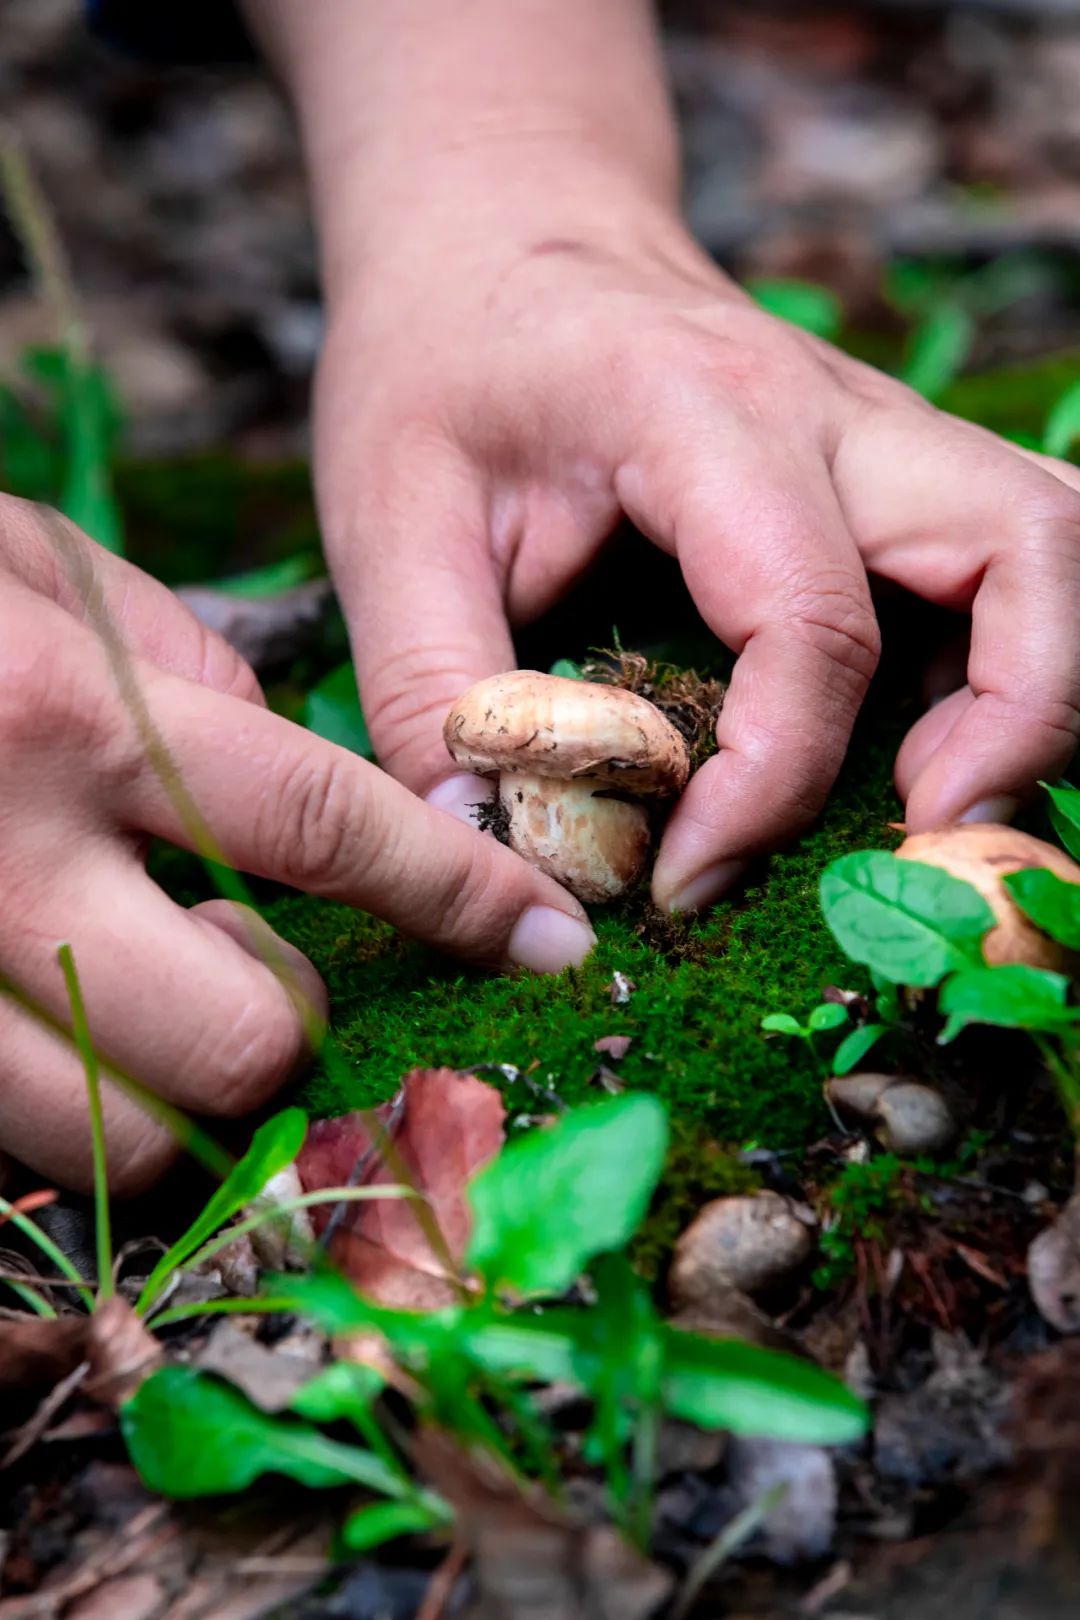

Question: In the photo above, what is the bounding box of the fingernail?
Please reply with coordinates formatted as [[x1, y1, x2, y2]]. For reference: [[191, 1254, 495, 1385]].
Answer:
[[958, 795, 1021, 826], [663, 859, 749, 915], [507, 906, 597, 974], [426, 772, 495, 827]]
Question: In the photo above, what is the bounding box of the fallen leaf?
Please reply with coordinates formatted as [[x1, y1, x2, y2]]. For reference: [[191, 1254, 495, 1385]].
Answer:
[[415, 1430, 672, 1620], [593, 1036, 632, 1060], [0, 1315, 87, 1396], [298, 1069, 506, 1309], [83, 1298, 165, 1407], [194, 1320, 322, 1413]]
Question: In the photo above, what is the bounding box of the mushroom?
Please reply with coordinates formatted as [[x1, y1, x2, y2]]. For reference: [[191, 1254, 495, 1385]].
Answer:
[[896, 824, 1080, 972], [443, 671, 690, 903], [826, 1073, 958, 1156]]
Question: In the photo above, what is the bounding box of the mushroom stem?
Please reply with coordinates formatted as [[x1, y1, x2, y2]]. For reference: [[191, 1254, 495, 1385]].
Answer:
[[500, 773, 650, 904]]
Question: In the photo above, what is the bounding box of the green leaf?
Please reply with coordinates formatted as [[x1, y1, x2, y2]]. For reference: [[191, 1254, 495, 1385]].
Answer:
[[832, 1023, 888, 1077], [760, 1013, 804, 1037], [1042, 780, 1080, 862], [291, 1361, 386, 1426], [938, 964, 1079, 1043], [1044, 376, 1080, 459], [26, 349, 125, 554], [548, 658, 583, 679], [746, 277, 843, 340], [214, 554, 322, 597], [121, 1367, 404, 1499], [274, 1269, 464, 1361], [660, 1329, 868, 1445], [466, 1094, 668, 1297], [138, 1108, 308, 1314], [341, 1499, 446, 1552], [1005, 868, 1080, 949], [901, 303, 975, 400], [820, 852, 995, 987], [808, 1003, 849, 1033], [304, 661, 374, 758]]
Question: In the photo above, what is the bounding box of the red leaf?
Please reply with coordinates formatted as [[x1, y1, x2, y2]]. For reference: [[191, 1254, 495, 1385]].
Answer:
[[297, 1068, 506, 1310], [593, 1035, 632, 1060]]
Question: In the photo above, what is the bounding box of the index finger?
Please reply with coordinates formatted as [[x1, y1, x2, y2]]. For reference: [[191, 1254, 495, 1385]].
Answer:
[[122, 660, 597, 975], [617, 437, 878, 912]]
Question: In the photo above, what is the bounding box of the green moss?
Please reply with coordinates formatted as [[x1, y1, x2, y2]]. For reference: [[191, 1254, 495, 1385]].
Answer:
[[253, 698, 906, 1154], [630, 1118, 760, 1281]]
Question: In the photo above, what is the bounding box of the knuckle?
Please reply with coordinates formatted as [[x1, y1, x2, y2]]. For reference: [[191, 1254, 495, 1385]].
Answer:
[[258, 749, 359, 891], [197, 991, 306, 1118], [361, 640, 487, 778], [786, 574, 882, 683]]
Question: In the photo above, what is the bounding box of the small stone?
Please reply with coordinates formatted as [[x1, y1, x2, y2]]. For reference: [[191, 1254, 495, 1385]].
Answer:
[[670, 1191, 816, 1306], [1028, 1191, 1080, 1335], [827, 1073, 957, 1156]]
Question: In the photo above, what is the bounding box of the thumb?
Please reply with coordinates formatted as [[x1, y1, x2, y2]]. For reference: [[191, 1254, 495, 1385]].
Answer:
[[320, 436, 513, 822]]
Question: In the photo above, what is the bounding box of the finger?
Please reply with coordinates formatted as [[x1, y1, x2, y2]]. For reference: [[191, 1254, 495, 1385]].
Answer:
[[833, 413, 1080, 827], [318, 435, 512, 815], [2, 856, 324, 1119], [617, 436, 878, 912], [0, 995, 179, 1196], [1, 496, 264, 704], [120, 662, 597, 973]]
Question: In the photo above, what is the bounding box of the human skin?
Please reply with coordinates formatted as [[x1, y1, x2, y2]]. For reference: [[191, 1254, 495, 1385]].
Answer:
[[0, 499, 595, 1190], [243, 0, 1080, 914]]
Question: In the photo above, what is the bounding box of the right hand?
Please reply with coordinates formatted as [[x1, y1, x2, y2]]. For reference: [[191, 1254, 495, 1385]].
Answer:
[[0, 498, 595, 1193]]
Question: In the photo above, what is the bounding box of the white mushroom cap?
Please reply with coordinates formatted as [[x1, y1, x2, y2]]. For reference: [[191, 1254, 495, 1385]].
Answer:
[[444, 671, 690, 796]]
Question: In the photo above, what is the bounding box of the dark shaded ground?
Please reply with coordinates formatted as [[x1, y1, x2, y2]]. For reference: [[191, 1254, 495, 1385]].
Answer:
[[3, 0, 1080, 456]]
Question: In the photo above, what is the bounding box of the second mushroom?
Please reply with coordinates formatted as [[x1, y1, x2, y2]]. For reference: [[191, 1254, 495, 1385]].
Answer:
[[444, 671, 690, 903]]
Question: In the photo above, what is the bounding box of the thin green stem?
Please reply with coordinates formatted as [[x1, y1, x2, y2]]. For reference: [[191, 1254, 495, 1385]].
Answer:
[[2, 1280, 57, 1318], [0, 1195, 93, 1310], [58, 944, 112, 1303], [148, 1293, 299, 1331], [182, 1184, 418, 1279]]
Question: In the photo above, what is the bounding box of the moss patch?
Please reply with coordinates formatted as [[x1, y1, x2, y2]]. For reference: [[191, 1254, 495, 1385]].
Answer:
[[250, 696, 908, 1153]]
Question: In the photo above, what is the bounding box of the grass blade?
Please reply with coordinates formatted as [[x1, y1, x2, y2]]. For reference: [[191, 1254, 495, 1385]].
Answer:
[[58, 944, 112, 1302], [0, 1195, 93, 1310]]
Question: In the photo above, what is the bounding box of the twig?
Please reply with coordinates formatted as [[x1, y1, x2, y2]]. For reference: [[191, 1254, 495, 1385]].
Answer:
[[416, 1539, 469, 1620], [1, 1361, 90, 1470]]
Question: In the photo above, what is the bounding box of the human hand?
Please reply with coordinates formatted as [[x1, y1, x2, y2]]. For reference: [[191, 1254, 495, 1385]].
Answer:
[[0, 499, 595, 1191], [315, 186, 1080, 914]]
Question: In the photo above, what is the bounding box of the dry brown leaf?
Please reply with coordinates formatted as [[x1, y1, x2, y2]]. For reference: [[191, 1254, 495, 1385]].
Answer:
[[83, 1298, 164, 1407], [298, 1068, 505, 1310], [415, 1431, 672, 1620], [0, 1315, 88, 1397], [593, 1036, 632, 1061]]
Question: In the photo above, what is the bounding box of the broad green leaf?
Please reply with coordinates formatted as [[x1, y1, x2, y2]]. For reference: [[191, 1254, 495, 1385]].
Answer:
[[938, 963, 1078, 1043], [761, 1013, 804, 1037], [214, 554, 322, 597], [121, 1367, 404, 1499], [466, 1094, 668, 1297], [291, 1361, 386, 1426], [138, 1108, 307, 1314], [341, 1499, 447, 1552], [548, 658, 583, 679], [808, 1003, 849, 1033], [273, 1268, 464, 1361], [820, 852, 994, 987], [0, 386, 60, 500], [1044, 376, 1080, 459], [304, 661, 374, 758], [1005, 868, 1080, 949], [1042, 780, 1080, 862], [660, 1329, 868, 1445], [746, 278, 842, 340], [901, 303, 975, 400], [832, 1023, 888, 1077]]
